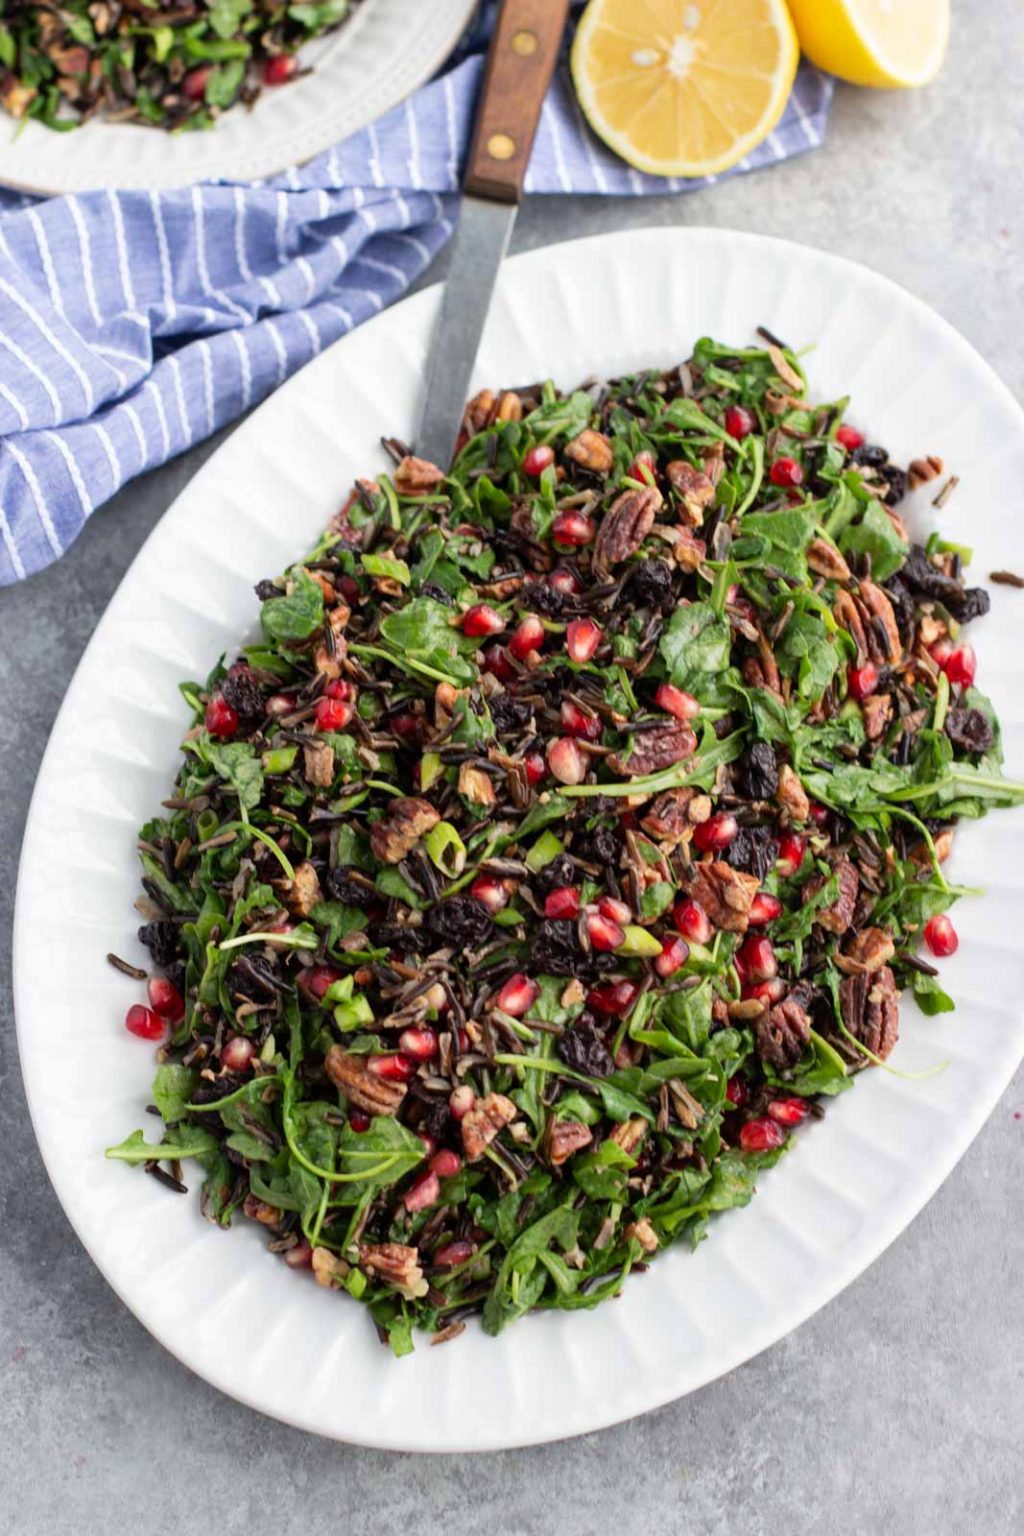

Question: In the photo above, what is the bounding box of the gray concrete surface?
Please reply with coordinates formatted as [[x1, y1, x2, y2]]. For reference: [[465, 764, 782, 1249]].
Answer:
[[3, 5, 1024, 1531]]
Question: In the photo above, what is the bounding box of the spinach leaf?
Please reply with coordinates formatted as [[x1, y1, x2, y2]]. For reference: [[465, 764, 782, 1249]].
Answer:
[[260, 568, 324, 642]]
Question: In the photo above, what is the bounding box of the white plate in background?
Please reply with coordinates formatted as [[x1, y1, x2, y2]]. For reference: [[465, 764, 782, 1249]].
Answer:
[[0, 0, 476, 193], [14, 228, 1024, 1448]]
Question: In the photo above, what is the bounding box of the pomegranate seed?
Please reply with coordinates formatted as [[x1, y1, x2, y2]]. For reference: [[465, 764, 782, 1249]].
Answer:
[[182, 65, 212, 101], [836, 424, 865, 451], [389, 711, 424, 742], [924, 913, 958, 957], [693, 812, 738, 853], [767, 1097, 811, 1126], [337, 574, 361, 603], [434, 1239, 475, 1268], [509, 613, 545, 660], [776, 832, 807, 876], [461, 603, 505, 639], [449, 1085, 476, 1120], [769, 457, 803, 489], [264, 53, 296, 85], [587, 980, 639, 1017], [748, 892, 782, 926], [314, 695, 351, 731], [808, 802, 830, 826], [847, 662, 879, 701], [470, 875, 510, 914], [547, 736, 587, 785], [496, 973, 539, 1017], [325, 678, 352, 701], [930, 639, 953, 666], [368, 1053, 415, 1083], [940, 644, 977, 688], [560, 699, 601, 740], [523, 750, 547, 785], [654, 936, 689, 977], [566, 617, 602, 664], [481, 643, 514, 682], [205, 694, 238, 738], [548, 566, 582, 596], [125, 1004, 166, 1041], [398, 1026, 439, 1062], [299, 965, 341, 1001], [522, 444, 555, 477], [545, 886, 581, 920], [431, 1149, 462, 1179], [552, 509, 596, 547], [672, 900, 713, 945], [404, 1170, 440, 1212], [654, 682, 699, 721], [726, 1076, 748, 1107], [587, 911, 624, 951], [348, 1109, 371, 1132], [744, 977, 786, 1006], [740, 1117, 786, 1153], [724, 404, 755, 440], [221, 1035, 255, 1072], [147, 976, 184, 1021], [627, 450, 656, 483], [598, 894, 632, 925], [266, 692, 298, 717], [736, 935, 777, 983], [284, 1240, 313, 1269]]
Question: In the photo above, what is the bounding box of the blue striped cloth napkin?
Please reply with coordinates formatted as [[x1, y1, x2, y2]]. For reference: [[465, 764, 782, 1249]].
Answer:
[[0, 12, 832, 586]]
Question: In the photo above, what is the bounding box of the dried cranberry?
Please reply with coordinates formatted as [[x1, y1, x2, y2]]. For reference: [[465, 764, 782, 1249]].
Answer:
[[557, 1014, 613, 1077], [426, 896, 493, 947]]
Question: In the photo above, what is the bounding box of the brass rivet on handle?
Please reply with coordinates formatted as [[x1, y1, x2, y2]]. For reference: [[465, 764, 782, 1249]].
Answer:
[[512, 29, 538, 56], [487, 132, 516, 161]]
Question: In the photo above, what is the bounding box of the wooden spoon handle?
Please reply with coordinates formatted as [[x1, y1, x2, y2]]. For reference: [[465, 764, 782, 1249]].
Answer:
[[463, 0, 573, 204]]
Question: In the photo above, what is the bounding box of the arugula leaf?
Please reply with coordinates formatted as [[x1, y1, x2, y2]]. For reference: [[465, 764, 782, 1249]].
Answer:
[[105, 1125, 219, 1165]]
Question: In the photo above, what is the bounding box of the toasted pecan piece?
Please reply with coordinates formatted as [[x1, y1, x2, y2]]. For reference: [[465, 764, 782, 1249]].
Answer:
[[755, 994, 811, 1070], [545, 1117, 594, 1167], [358, 1242, 429, 1300], [666, 460, 716, 526], [311, 1247, 350, 1289], [625, 1218, 659, 1254], [608, 721, 696, 778], [303, 739, 335, 788], [688, 860, 759, 933], [369, 796, 440, 864], [776, 763, 810, 823], [840, 965, 900, 1061], [325, 1046, 407, 1117], [393, 454, 445, 495], [565, 428, 614, 474], [461, 1092, 517, 1162], [594, 486, 661, 570], [804, 857, 859, 935], [835, 926, 896, 976], [282, 859, 322, 918], [608, 1117, 648, 1158]]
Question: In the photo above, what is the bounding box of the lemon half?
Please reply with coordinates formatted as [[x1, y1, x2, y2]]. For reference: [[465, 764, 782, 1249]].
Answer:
[[787, 0, 950, 88], [571, 0, 800, 178]]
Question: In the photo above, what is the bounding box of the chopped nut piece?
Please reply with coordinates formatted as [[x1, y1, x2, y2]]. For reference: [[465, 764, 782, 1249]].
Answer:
[[862, 692, 893, 742], [545, 1117, 594, 1167], [324, 1047, 407, 1117], [311, 1247, 350, 1288], [393, 455, 445, 495], [457, 762, 497, 807], [369, 796, 440, 864], [804, 857, 859, 935], [565, 428, 614, 474], [243, 1194, 283, 1227], [907, 455, 944, 490], [609, 1118, 648, 1157], [608, 722, 696, 778], [840, 965, 900, 1061], [666, 460, 716, 525], [776, 764, 810, 822], [358, 1242, 429, 1300], [302, 739, 335, 788], [313, 604, 350, 679], [640, 787, 698, 846], [283, 860, 322, 918], [625, 1218, 659, 1254], [834, 588, 868, 663], [688, 860, 760, 933], [560, 978, 586, 1009], [835, 926, 896, 976], [461, 1092, 518, 1162], [857, 580, 901, 664], [728, 997, 767, 1020]]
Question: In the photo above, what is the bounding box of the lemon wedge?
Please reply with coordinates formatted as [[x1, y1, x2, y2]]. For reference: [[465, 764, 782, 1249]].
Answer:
[[786, 0, 949, 88], [571, 0, 799, 178]]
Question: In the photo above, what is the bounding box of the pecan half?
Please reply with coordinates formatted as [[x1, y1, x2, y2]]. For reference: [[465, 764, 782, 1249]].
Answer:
[[545, 1117, 594, 1167], [807, 536, 851, 583], [303, 739, 335, 788], [461, 1092, 518, 1162], [835, 926, 896, 976], [282, 860, 322, 918], [776, 763, 810, 822], [565, 428, 614, 474], [369, 796, 440, 865], [243, 1194, 283, 1227], [834, 587, 868, 664], [311, 1247, 349, 1288], [594, 486, 661, 569], [393, 455, 445, 495], [640, 787, 701, 846], [862, 692, 893, 742], [755, 994, 811, 1069], [358, 1242, 429, 1300], [608, 1117, 647, 1157], [324, 1046, 407, 1116], [857, 580, 901, 664], [688, 860, 760, 933], [907, 455, 943, 490], [840, 965, 900, 1061], [665, 460, 716, 526], [608, 721, 696, 778], [804, 857, 859, 935]]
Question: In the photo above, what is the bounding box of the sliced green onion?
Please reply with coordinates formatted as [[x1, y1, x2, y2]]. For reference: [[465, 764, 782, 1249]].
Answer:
[[425, 820, 467, 877]]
